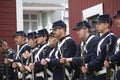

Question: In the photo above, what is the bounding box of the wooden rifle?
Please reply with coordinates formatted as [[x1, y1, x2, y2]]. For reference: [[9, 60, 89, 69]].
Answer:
[[81, 39, 87, 80], [5, 51, 9, 80], [31, 50, 34, 80], [105, 32, 112, 80], [81, 20, 87, 80], [61, 47, 66, 80], [43, 49, 48, 80], [13, 54, 18, 80], [43, 29, 48, 80], [106, 15, 112, 80], [1, 52, 8, 80], [21, 55, 25, 80], [106, 43, 112, 80]]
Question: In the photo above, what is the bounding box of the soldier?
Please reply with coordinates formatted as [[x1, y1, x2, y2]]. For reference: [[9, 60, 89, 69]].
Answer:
[[44, 20, 77, 80], [40, 32, 58, 80], [19, 31, 38, 80], [12, 31, 31, 80], [81, 14, 117, 80], [104, 10, 120, 80], [0, 40, 16, 80], [65, 21, 98, 80], [29, 29, 49, 80]]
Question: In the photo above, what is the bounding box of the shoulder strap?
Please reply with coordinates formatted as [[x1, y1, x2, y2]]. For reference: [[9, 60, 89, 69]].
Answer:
[[97, 33, 114, 56], [16, 43, 28, 59], [55, 36, 71, 58], [35, 43, 48, 62]]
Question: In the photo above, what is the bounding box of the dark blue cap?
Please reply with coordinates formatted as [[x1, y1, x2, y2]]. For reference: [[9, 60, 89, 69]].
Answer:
[[73, 21, 90, 30], [51, 20, 66, 30], [36, 29, 48, 37], [49, 32, 54, 37], [113, 10, 120, 18], [0, 39, 3, 46], [93, 14, 112, 26], [27, 31, 37, 39], [14, 31, 26, 37]]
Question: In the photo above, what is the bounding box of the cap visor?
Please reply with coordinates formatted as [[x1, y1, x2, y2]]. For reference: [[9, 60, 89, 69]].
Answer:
[[113, 15, 117, 18], [50, 28, 57, 30], [73, 27, 82, 30]]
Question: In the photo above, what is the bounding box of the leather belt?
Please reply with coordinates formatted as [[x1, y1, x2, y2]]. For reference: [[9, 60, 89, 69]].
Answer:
[[94, 67, 106, 76]]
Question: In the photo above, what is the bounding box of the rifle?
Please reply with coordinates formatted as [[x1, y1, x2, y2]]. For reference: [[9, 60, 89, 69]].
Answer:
[[31, 51, 34, 80], [13, 54, 18, 80], [61, 47, 66, 80], [1, 53, 8, 80], [5, 54, 9, 80], [43, 49, 48, 80], [105, 44, 112, 80], [105, 32, 112, 80], [81, 21, 87, 80], [81, 39, 87, 80], [105, 15, 113, 80], [21, 55, 25, 80]]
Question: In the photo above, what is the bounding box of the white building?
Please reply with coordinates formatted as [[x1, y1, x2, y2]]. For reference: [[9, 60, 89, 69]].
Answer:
[[22, 0, 69, 33]]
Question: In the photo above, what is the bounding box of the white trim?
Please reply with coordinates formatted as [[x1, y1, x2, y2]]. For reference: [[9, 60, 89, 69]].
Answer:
[[23, 7, 64, 11], [82, 3, 103, 20], [16, 0, 23, 31]]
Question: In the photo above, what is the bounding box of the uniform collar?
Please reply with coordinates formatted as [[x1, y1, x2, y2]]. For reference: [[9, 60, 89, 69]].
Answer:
[[84, 34, 91, 42], [100, 30, 112, 39], [59, 35, 70, 42], [19, 42, 27, 50]]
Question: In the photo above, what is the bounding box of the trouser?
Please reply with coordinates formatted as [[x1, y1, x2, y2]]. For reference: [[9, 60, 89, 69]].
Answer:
[[35, 76, 44, 80], [78, 72, 96, 80], [116, 70, 120, 80], [95, 73, 106, 80]]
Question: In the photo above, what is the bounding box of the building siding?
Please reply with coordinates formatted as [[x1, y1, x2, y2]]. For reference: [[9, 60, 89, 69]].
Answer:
[[69, 0, 120, 43], [0, 0, 16, 50]]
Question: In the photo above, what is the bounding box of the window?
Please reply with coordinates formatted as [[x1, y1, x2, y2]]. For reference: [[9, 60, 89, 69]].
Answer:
[[63, 8, 69, 34], [87, 15, 99, 36], [41, 12, 47, 27], [82, 3, 103, 36], [23, 14, 38, 33]]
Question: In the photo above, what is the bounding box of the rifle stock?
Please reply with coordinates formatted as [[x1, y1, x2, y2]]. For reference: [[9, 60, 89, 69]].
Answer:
[[106, 44, 112, 80], [43, 50, 48, 80], [5, 59, 8, 80], [31, 53, 34, 80], [21, 55, 25, 80], [13, 54, 18, 80], [61, 47, 66, 80], [81, 41, 87, 80]]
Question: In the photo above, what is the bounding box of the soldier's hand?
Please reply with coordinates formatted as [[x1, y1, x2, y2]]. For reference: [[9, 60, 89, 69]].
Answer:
[[45, 58, 50, 62], [66, 58, 72, 62], [12, 62, 18, 68], [24, 66, 31, 72], [104, 60, 111, 68], [20, 65, 25, 71], [29, 63, 34, 70], [22, 50, 30, 59], [4, 58, 9, 64], [41, 59, 47, 65], [81, 65, 88, 73], [60, 57, 66, 63]]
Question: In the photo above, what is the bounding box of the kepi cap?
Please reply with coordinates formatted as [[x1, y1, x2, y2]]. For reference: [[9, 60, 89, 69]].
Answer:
[[113, 10, 120, 18], [14, 31, 26, 37], [73, 21, 90, 30], [51, 20, 66, 30], [49, 32, 54, 37], [93, 14, 112, 26], [27, 31, 37, 39], [0, 39, 3, 47], [36, 29, 48, 37]]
